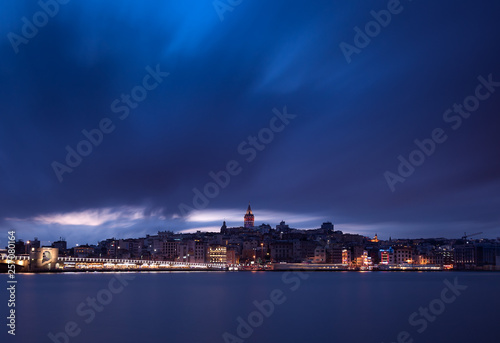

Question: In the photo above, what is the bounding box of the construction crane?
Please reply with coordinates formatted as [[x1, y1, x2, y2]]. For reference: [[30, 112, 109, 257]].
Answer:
[[462, 232, 483, 241]]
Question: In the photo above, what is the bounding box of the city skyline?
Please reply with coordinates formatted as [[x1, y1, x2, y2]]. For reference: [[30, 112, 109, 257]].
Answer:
[[4, 203, 494, 248], [5, 201, 496, 273], [2, 2, 500, 343]]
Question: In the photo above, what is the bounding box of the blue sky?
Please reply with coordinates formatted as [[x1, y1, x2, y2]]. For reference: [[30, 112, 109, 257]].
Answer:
[[1, 0, 500, 246]]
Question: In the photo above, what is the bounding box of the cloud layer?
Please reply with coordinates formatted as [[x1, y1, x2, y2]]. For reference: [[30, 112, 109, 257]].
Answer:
[[1, 0, 500, 246]]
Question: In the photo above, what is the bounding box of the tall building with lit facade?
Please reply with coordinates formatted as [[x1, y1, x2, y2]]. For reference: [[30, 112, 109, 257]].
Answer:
[[244, 203, 254, 228], [342, 249, 351, 264], [379, 248, 394, 264], [208, 246, 227, 263]]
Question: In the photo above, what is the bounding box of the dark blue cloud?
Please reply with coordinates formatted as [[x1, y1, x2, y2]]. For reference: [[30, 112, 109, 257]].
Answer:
[[1, 0, 499, 245]]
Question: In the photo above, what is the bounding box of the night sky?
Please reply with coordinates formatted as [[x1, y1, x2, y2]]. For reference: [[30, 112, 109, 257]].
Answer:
[[1, 0, 500, 246]]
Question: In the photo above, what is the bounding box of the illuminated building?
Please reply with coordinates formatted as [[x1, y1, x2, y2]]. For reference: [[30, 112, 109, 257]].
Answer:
[[415, 255, 425, 264], [370, 234, 379, 243], [244, 203, 255, 228], [208, 245, 227, 263], [342, 249, 351, 264], [355, 251, 372, 266], [379, 248, 394, 264], [314, 245, 343, 264], [352, 245, 365, 260], [314, 246, 326, 263], [29, 247, 59, 271]]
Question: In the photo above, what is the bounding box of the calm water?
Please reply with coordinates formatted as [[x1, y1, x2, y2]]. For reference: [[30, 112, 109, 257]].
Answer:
[[2, 271, 499, 343]]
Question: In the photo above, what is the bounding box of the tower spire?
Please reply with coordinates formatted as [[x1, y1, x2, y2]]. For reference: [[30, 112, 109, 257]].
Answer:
[[244, 202, 254, 228]]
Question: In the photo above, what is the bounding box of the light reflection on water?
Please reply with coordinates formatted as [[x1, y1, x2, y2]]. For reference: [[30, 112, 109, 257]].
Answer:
[[6, 271, 500, 343]]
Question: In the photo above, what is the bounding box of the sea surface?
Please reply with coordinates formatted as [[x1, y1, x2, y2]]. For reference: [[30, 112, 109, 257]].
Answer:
[[2, 271, 499, 343]]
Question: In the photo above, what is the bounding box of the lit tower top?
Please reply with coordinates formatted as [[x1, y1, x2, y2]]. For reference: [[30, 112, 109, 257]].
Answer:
[[244, 203, 254, 228]]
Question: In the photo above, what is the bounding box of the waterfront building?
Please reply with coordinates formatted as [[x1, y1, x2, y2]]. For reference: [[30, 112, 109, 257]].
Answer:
[[178, 240, 207, 263], [394, 247, 413, 264], [342, 249, 351, 264], [208, 245, 227, 263], [162, 241, 179, 261], [476, 243, 500, 267], [226, 248, 238, 264], [314, 246, 326, 263], [327, 245, 343, 264], [270, 241, 294, 262], [454, 244, 475, 267], [118, 239, 141, 258], [379, 248, 394, 264], [293, 240, 318, 262], [241, 240, 259, 262]]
